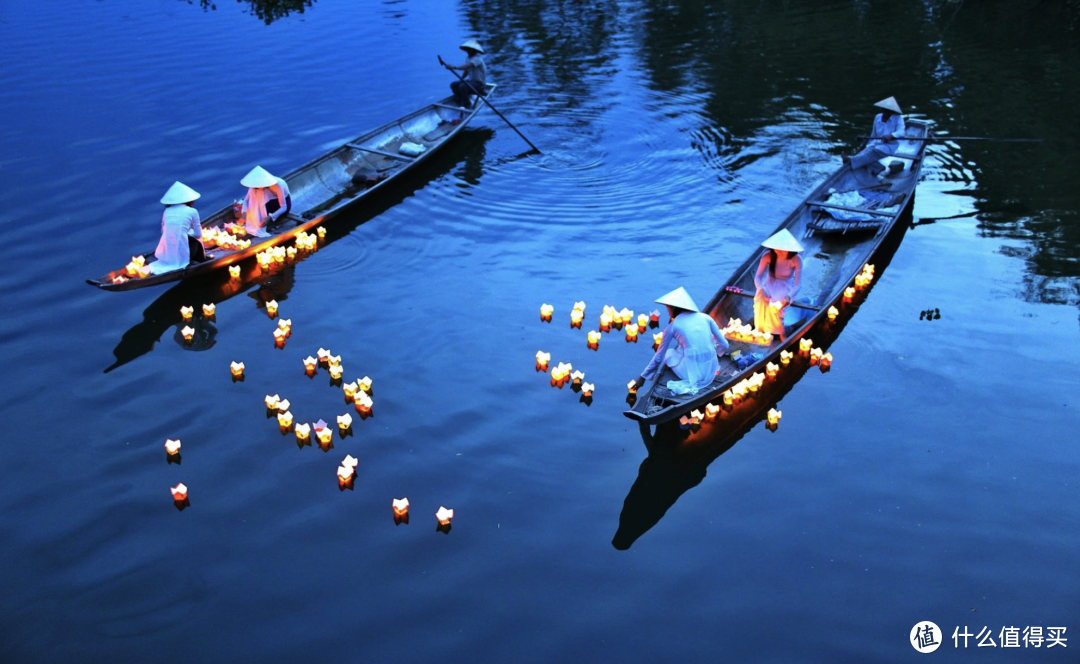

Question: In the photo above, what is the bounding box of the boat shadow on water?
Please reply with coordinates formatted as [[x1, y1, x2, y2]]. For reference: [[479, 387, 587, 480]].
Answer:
[[612, 204, 918, 550], [104, 127, 495, 373]]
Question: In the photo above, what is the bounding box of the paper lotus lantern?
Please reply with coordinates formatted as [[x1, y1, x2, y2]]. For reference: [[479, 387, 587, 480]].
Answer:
[[337, 465, 354, 482], [536, 351, 551, 369], [436, 506, 454, 525], [820, 352, 833, 369], [164, 439, 181, 455], [573, 301, 586, 312], [266, 300, 278, 316], [277, 398, 291, 413], [599, 313, 612, 331], [257, 252, 271, 268], [780, 350, 793, 365], [265, 394, 280, 409], [329, 365, 343, 380], [358, 376, 373, 393], [705, 403, 720, 419], [230, 361, 245, 377], [799, 338, 813, 352], [828, 306, 839, 321], [315, 425, 333, 445], [636, 314, 648, 331], [294, 423, 311, 442], [354, 393, 373, 413], [581, 382, 594, 397], [570, 370, 585, 385], [690, 409, 704, 425], [540, 303, 554, 321], [317, 226, 327, 238], [229, 265, 241, 279], [337, 413, 353, 430], [303, 356, 317, 371], [317, 348, 330, 363], [180, 305, 193, 321], [809, 347, 823, 365], [277, 411, 294, 428], [766, 362, 779, 377], [273, 328, 286, 342], [627, 380, 638, 395], [170, 483, 188, 501], [131, 255, 146, 268], [342, 454, 358, 469], [137, 265, 152, 278], [181, 326, 195, 342], [393, 498, 410, 516], [327, 355, 341, 368], [625, 325, 639, 341], [343, 381, 358, 398], [586, 331, 601, 345], [748, 373, 764, 392], [653, 332, 664, 350], [277, 318, 292, 332], [679, 415, 692, 429], [202, 303, 216, 316], [767, 408, 782, 425], [286, 246, 297, 260], [570, 309, 584, 328], [722, 390, 734, 406], [843, 287, 855, 301]]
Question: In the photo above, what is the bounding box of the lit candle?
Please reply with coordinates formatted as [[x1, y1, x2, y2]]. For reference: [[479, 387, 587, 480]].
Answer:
[[164, 439, 181, 455], [705, 403, 720, 419], [393, 498, 409, 516], [581, 382, 594, 397], [265, 394, 280, 409], [767, 408, 782, 425], [295, 422, 311, 442], [230, 361, 245, 377], [181, 326, 195, 342], [436, 506, 454, 525], [278, 411, 293, 428], [202, 303, 216, 317], [180, 305, 193, 321], [229, 265, 241, 279], [337, 413, 353, 430], [170, 483, 188, 501], [828, 306, 839, 321]]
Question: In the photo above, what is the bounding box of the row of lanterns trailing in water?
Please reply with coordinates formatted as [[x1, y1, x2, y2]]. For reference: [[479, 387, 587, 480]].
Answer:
[[540, 302, 663, 348]]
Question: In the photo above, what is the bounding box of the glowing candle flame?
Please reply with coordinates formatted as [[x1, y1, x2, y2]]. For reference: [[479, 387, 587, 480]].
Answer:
[[164, 439, 181, 455], [170, 483, 188, 501], [436, 506, 454, 525], [843, 287, 855, 301]]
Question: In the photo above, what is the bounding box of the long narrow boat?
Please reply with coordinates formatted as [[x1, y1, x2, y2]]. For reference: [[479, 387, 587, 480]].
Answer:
[[87, 87, 497, 291], [625, 118, 933, 425]]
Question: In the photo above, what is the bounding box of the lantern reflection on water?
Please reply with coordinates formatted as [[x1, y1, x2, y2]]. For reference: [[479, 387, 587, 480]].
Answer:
[[436, 506, 454, 525], [170, 483, 188, 501], [164, 439, 181, 455]]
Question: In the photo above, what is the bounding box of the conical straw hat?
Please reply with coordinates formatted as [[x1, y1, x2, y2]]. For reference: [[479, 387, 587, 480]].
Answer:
[[160, 181, 200, 205], [874, 96, 902, 114], [240, 165, 278, 188], [761, 229, 805, 253], [655, 286, 700, 313], [460, 39, 484, 54]]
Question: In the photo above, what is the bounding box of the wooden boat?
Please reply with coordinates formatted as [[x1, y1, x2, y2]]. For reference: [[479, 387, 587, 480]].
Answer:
[[87, 86, 497, 291], [625, 118, 933, 425]]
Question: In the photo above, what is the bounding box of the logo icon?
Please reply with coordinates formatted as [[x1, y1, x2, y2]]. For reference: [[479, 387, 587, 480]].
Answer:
[[911, 621, 942, 653]]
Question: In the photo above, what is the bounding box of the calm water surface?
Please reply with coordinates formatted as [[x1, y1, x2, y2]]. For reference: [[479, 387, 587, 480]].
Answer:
[[1, 1, 1078, 661]]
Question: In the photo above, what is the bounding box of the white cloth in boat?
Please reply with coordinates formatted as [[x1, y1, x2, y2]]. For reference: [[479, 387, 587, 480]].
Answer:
[[821, 190, 901, 221], [753, 251, 802, 336], [242, 177, 290, 236], [641, 312, 730, 395], [152, 204, 202, 274]]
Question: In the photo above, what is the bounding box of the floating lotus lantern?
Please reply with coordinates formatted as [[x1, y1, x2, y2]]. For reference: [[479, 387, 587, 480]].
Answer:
[[799, 338, 813, 352], [257, 252, 271, 268], [230, 361, 245, 378], [619, 308, 634, 329], [809, 347, 823, 365], [586, 331, 601, 348], [286, 246, 297, 260], [337, 464, 354, 482], [625, 324, 639, 342], [317, 348, 331, 364], [273, 328, 287, 344], [650, 310, 661, 327], [570, 309, 583, 328], [277, 411, 293, 428], [843, 287, 855, 301], [780, 350, 793, 365], [748, 372, 765, 392], [570, 370, 585, 386], [358, 376, 373, 394], [393, 498, 410, 517], [581, 382, 594, 397], [705, 403, 720, 419], [573, 301, 586, 313], [337, 413, 353, 431], [436, 506, 454, 525], [354, 393, 373, 413], [766, 361, 779, 377], [164, 439, 181, 455], [690, 409, 704, 425], [342, 454, 358, 470], [627, 380, 638, 395], [317, 226, 327, 238], [328, 355, 341, 368], [599, 312, 613, 332], [329, 365, 343, 380], [315, 421, 333, 445], [820, 352, 833, 370], [303, 356, 317, 372], [265, 299, 278, 317], [277, 398, 291, 413], [722, 390, 734, 406], [536, 351, 551, 370], [265, 394, 280, 409], [229, 265, 241, 279], [180, 305, 193, 321], [679, 415, 692, 429], [637, 314, 648, 332], [202, 303, 216, 317], [540, 303, 554, 322], [343, 381, 358, 399], [181, 326, 195, 342], [277, 319, 292, 338], [137, 265, 152, 278], [653, 331, 664, 350], [170, 483, 188, 501], [767, 408, 782, 425], [295, 422, 311, 442], [828, 306, 839, 321]]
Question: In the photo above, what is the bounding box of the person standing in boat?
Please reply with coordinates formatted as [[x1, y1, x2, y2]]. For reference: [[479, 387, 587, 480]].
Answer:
[[753, 229, 804, 340], [632, 287, 730, 396], [240, 165, 291, 238], [151, 181, 205, 274], [842, 96, 906, 175], [443, 39, 488, 112]]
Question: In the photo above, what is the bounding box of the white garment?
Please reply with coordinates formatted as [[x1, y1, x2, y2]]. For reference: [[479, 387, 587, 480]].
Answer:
[[465, 53, 487, 87], [866, 113, 906, 155], [242, 177, 290, 235], [641, 312, 730, 395], [152, 204, 202, 274]]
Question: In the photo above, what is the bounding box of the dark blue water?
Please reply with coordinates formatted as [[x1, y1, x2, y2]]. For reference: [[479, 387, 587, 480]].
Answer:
[[1, 1, 1078, 661]]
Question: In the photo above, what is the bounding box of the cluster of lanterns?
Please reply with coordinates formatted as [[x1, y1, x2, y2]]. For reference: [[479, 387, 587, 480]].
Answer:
[[295, 230, 320, 252], [854, 263, 875, 288], [256, 245, 297, 269], [122, 255, 151, 280], [203, 226, 251, 251], [721, 317, 773, 346]]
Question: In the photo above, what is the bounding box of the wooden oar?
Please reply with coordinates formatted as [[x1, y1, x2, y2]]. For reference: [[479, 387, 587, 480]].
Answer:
[[859, 135, 1043, 143], [438, 55, 541, 154]]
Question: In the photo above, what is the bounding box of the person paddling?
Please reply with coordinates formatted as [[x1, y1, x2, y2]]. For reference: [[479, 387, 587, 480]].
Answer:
[[442, 39, 488, 118], [632, 287, 730, 396], [240, 165, 291, 237], [151, 181, 205, 274], [842, 96, 906, 175]]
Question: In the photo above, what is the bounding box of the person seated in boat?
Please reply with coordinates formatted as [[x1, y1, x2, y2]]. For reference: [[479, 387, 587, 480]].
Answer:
[[632, 287, 730, 396], [240, 165, 291, 238], [842, 96, 906, 175], [443, 39, 488, 113], [753, 229, 804, 341], [151, 181, 205, 274]]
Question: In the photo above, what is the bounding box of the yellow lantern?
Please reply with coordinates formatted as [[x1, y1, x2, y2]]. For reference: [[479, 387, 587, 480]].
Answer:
[[358, 376, 373, 393], [705, 403, 720, 419], [337, 465, 354, 482], [827, 306, 839, 321], [354, 393, 373, 413], [229, 265, 241, 279], [799, 338, 813, 352], [202, 303, 216, 316], [393, 498, 410, 516], [581, 382, 594, 397], [820, 352, 833, 369], [327, 355, 342, 368], [653, 331, 664, 350], [767, 408, 782, 425], [627, 380, 638, 395], [722, 390, 734, 406], [295, 423, 311, 442], [570, 309, 584, 328], [573, 301, 586, 313], [436, 506, 454, 525], [810, 347, 823, 365], [540, 303, 554, 321], [273, 328, 286, 342], [164, 439, 181, 455], [230, 361, 245, 377], [266, 300, 279, 317], [315, 425, 333, 445], [277, 318, 292, 332], [317, 226, 327, 238], [636, 314, 648, 332], [180, 305, 193, 321], [343, 381, 358, 398], [137, 265, 152, 278], [181, 326, 195, 342], [303, 356, 317, 371], [337, 413, 353, 430], [625, 325, 639, 341], [277, 411, 294, 428], [586, 331, 601, 345], [286, 246, 297, 260], [264, 394, 280, 409], [690, 409, 704, 425], [277, 398, 291, 413], [329, 365, 343, 380], [599, 313, 613, 331], [536, 350, 551, 369], [843, 286, 855, 301], [766, 362, 779, 377], [780, 350, 793, 365], [131, 255, 146, 268], [170, 483, 188, 501]]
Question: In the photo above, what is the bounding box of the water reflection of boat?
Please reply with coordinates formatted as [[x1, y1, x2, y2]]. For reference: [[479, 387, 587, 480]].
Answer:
[[625, 118, 933, 425], [87, 87, 497, 291]]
